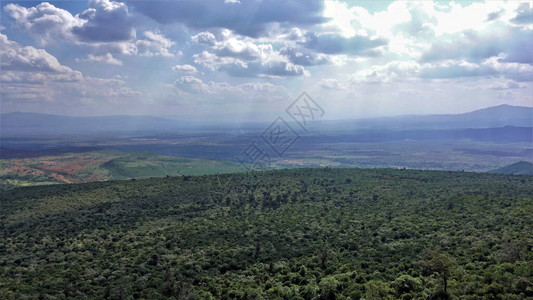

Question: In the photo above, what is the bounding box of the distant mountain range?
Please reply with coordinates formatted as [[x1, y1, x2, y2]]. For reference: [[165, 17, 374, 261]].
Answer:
[[0, 113, 189, 136], [1, 104, 532, 136], [489, 161, 533, 175], [321, 104, 533, 130]]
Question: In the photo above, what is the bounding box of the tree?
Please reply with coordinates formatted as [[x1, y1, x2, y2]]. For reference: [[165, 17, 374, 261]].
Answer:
[[421, 250, 454, 294], [319, 276, 339, 300], [391, 275, 422, 297], [364, 280, 392, 300], [319, 246, 330, 269]]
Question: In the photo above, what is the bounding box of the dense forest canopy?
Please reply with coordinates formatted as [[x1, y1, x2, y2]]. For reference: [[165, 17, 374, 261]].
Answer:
[[1, 168, 532, 299]]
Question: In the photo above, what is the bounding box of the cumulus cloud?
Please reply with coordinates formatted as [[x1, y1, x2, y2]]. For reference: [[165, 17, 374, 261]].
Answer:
[[191, 31, 310, 77], [3, 0, 532, 115], [0, 33, 82, 80], [510, 2, 533, 24], [280, 47, 330, 66], [4, 2, 83, 45], [173, 75, 287, 101], [252, 61, 309, 77], [2, 72, 140, 104], [421, 27, 533, 65], [319, 78, 343, 90], [212, 37, 268, 60], [131, 0, 326, 37], [302, 32, 386, 55], [192, 51, 245, 71], [72, 0, 135, 42], [0, 32, 139, 103], [77, 53, 123, 65], [325, 1, 533, 86], [419, 60, 488, 79], [174, 76, 211, 94], [486, 9, 505, 22], [173, 64, 198, 74], [5, 0, 134, 45], [4, 1, 176, 58], [191, 31, 217, 46], [488, 81, 526, 90], [74, 76, 141, 100], [135, 31, 175, 57], [189, 27, 383, 78], [351, 61, 420, 84], [419, 57, 533, 82], [193, 50, 309, 77]]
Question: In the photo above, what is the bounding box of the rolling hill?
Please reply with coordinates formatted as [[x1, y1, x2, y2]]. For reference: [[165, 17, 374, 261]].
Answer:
[[0, 149, 242, 190], [490, 161, 533, 175]]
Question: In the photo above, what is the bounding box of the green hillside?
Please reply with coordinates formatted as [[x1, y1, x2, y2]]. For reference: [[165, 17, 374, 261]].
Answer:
[[490, 161, 533, 175], [1, 169, 532, 299], [98, 151, 243, 179], [0, 149, 242, 190]]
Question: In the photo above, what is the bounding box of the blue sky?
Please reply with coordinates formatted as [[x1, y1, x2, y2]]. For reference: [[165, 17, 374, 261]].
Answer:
[[1, 0, 532, 121]]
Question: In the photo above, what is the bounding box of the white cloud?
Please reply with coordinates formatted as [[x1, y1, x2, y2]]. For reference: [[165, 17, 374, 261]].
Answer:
[[130, 0, 326, 37], [279, 47, 331, 66], [191, 31, 217, 46], [136, 30, 175, 57], [5, 0, 134, 45], [510, 2, 533, 24], [0, 32, 139, 104], [77, 53, 123, 65], [0, 33, 82, 80], [213, 37, 266, 60], [174, 76, 211, 94], [322, 0, 359, 37], [319, 78, 344, 90], [172, 64, 198, 74], [3, 0, 533, 117], [419, 56, 533, 82], [193, 50, 245, 71], [488, 81, 526, 90], [4, 1, 177, 60], [174, 75, 287, 101], [73, 0, 135, 42], [4, 2, 83, 45], [191, 31, 310, 77], [350, 61, 420, 84]]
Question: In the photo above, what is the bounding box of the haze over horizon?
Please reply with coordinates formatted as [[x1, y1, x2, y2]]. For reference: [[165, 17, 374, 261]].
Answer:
[[1, 0, 532, 122], [1, 103, 532, 123]]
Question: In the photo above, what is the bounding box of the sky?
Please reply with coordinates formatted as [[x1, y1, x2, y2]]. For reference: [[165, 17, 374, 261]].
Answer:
[[0, 0, 532, 121]]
